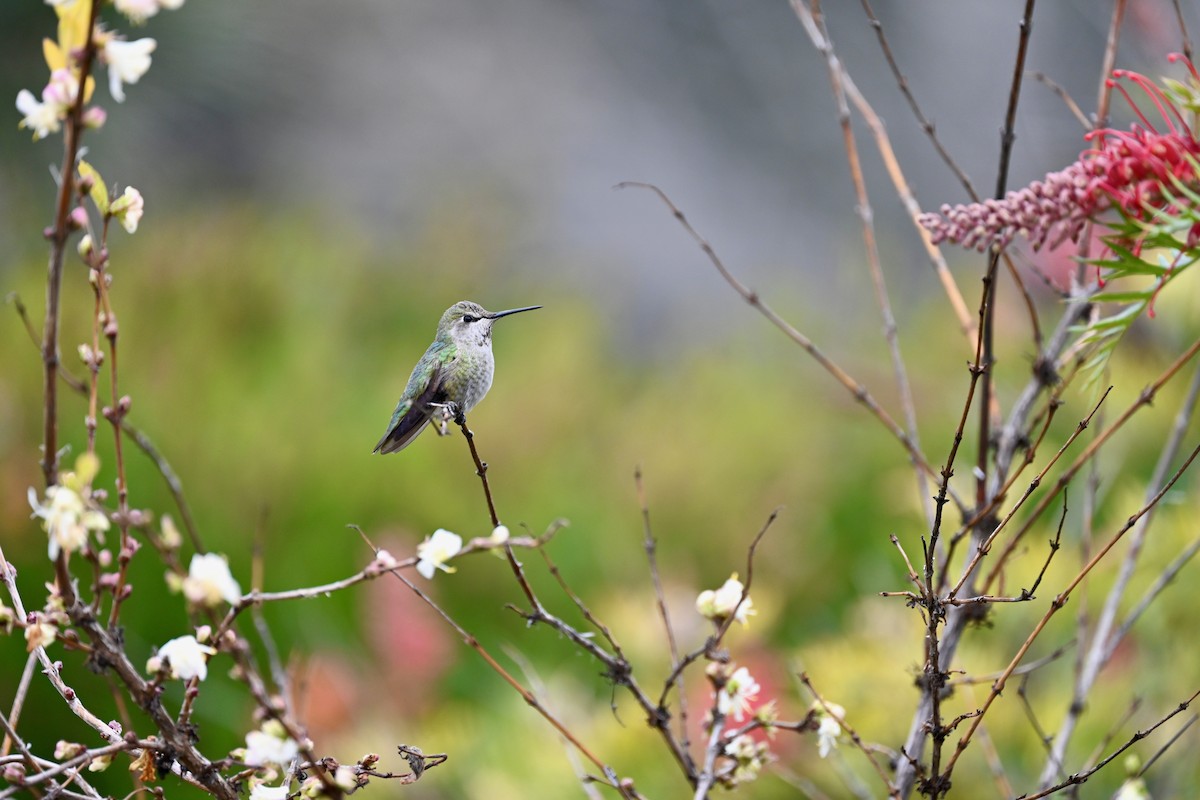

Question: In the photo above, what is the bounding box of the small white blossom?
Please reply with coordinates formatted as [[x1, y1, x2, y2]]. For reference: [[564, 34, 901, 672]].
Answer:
[[109, 186, 145, 233], [29, 484, 109, 560], [815, 702, 846, 758], [489, 524, 510, 544], [374, 549, 398, 569], [250, 782, 291, 800], [114, 0, 161, 24], [149, 635, 216, 681], [244, 721, 300, 767], [55, 741, 85, 760], [332, 766, 356, 791], [16, 90, 61, 139], [183, 553, 242, 607], [87, 754, 112, 772], [416, 529, 462, 579], [718, 666, 760, 721], [696, 573, 755, 625], [102, 38, 156, 102], [16, 70, 78, 141], [25, 618, 58, 652], [1114, 779, 1150, 800]]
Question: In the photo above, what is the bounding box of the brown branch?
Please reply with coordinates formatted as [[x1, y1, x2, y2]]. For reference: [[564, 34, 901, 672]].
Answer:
[[942, 438, 1200, 785], [983, 336, 1200, 594], [1029, 72, 1091, 130], [799, 2, 930, 530], [1013, 688, 1200, 800], [633, 467, 691, 763], [41, 0, 102, 488], [456, 416, 500, 528]]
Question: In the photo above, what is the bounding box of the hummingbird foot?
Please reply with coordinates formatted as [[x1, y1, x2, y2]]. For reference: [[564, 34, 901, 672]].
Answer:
[[427, 402, 459, 436]]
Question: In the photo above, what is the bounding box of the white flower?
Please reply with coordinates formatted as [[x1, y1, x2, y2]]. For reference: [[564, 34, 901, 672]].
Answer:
[[103, 38, 156, 102], [16, 90, 61, 139], [149, 635, 216, 681], [244, 721, 300, 767], [250, 782, 291, 800], [723, 734, 769, 786], [489, 524, 510, 544], [109, 186, 145, 233], [332, 766, 356, 791], [29, 484, 109, 560], [158, 0, 186, 8], [696, 573, 755, 625], [373, 549, 398, 569], [183, 553, 242, 607], [815, 702, 846, 758], [718, 666, 760, 721], [16, 71, 77, 141], [25, 618, 58, 652], [416, 529, 462, 579], [114, 0, 161, 24], [1113, 780, 1151, 800]]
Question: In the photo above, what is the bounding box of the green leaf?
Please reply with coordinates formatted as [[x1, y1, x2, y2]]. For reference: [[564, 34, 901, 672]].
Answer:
[[77, 161, 108, 215]]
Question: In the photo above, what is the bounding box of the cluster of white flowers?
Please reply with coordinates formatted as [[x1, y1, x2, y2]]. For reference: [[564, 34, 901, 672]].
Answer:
[[15, 69, 77, 140], [28, 484, 110, 560], [696, 573, 755, 626], [28, 454, 109, 561], [723, 734, 771, 786]]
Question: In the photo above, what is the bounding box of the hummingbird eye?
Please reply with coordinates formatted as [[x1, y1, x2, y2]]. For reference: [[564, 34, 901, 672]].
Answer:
[[462, 314, 479, 323]]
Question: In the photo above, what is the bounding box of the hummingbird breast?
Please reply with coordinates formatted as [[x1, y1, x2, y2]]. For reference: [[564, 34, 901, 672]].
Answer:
[[444, 344, 495, 414]]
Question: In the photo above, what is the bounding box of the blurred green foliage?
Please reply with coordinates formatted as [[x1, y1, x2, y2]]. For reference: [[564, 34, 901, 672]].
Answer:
[[3, 202, 1200, 799]]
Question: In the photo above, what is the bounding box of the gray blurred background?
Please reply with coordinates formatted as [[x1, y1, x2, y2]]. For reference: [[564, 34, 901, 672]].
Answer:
[[3, 1, 1193, 349]]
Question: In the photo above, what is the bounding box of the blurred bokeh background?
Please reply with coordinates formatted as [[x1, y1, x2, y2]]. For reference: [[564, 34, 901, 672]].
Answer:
[[4, 1, 1200, 797]]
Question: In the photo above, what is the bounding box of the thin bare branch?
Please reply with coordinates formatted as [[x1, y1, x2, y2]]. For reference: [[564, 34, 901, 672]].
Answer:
[[616, 180, 963, 515]]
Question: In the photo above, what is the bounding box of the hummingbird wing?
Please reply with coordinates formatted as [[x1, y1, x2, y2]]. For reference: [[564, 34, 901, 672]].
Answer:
[[373, 342, 453, 455]]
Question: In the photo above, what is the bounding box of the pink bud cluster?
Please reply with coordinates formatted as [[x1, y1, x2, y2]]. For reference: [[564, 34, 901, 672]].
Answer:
[[920, 55, 1200, 253]]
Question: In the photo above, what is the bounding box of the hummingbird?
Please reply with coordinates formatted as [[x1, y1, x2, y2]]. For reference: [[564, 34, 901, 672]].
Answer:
[[373, 301, 541, 455]]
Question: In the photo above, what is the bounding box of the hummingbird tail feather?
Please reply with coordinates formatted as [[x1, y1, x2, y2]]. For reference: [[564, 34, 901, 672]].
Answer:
[[373, 415, 432, 454]]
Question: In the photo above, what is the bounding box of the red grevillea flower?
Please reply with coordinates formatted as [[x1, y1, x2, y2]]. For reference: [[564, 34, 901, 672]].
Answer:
[[919, 54, 1200, 252]]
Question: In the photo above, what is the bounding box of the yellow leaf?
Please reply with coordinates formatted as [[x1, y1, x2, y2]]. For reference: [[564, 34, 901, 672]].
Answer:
[[77, 160, 109, 215], [83, 75, 94, 104], [43, 38, 65, 72], [56, 0, 92, 66]]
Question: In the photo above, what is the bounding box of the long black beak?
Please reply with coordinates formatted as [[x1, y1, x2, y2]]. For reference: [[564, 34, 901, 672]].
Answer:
[[487, 305, 541, 320]]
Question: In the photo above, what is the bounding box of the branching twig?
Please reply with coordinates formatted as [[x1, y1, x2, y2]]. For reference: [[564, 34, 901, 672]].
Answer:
[[615, 180, 963, 515]]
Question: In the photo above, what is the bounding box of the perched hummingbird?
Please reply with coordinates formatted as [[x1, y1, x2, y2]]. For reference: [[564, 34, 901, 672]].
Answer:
[[373, 301, 541, 455]]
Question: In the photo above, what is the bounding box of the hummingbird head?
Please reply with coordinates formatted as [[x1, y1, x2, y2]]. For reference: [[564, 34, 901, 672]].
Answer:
[[437, 301, 541, 346]]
